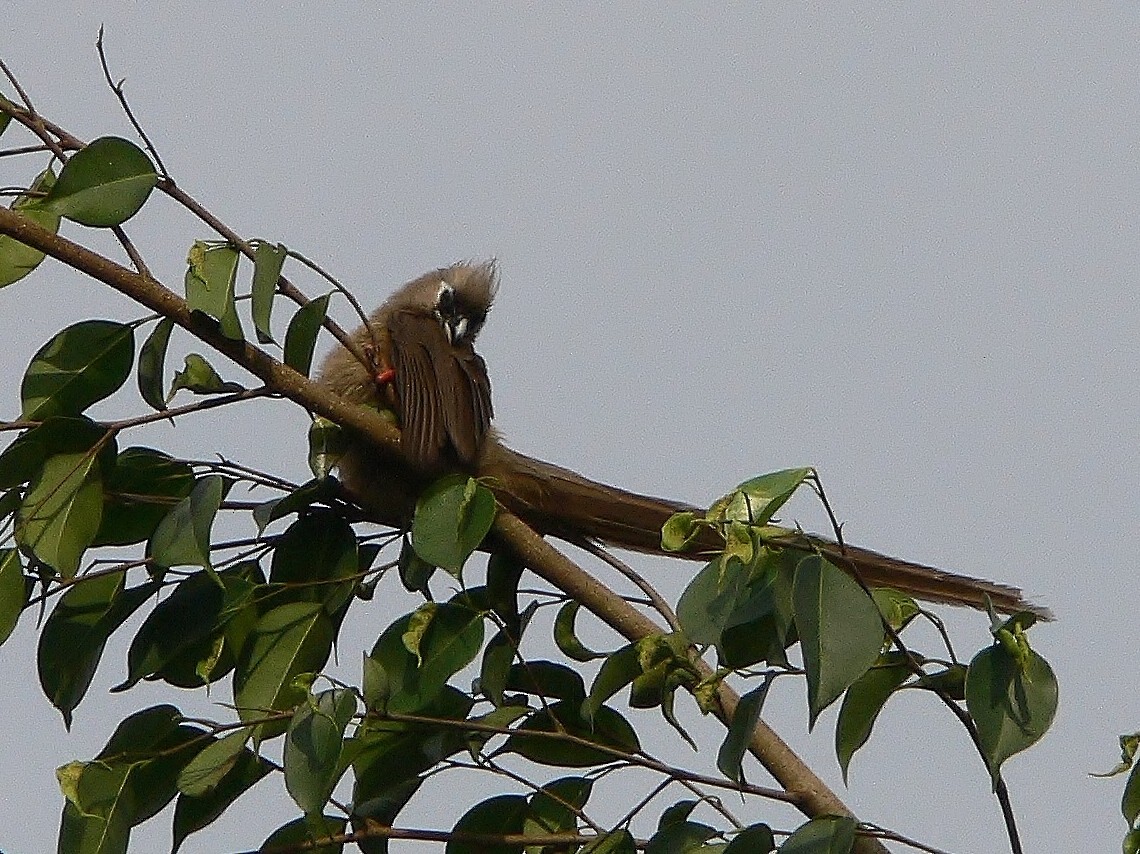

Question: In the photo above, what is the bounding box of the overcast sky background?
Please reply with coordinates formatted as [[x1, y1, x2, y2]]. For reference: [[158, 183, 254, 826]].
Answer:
[[1, 4, 1135, 853]]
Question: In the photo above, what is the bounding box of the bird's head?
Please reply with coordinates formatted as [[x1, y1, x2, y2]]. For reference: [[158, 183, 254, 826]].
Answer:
[[388, 260, 497, 347]]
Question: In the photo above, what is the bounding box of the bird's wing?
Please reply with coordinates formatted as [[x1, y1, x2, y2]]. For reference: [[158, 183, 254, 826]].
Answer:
[[387, 310, 492, 469]]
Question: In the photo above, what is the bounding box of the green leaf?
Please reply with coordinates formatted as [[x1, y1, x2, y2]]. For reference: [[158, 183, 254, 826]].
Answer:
[[965, 643, 1058, 780], [486, 551, 524, 632], [582, 640, 645, 724], [793, 555, 885, 728], [582, 829, 636, 854], [94, 447, 194, 547], [411, 475, 496, 575], [445, 794, 528, 854], [351, 689, 472, 817], [94, 705, 207, 826], [136, 317, 174, 411], [148, 474, 228, 570], [351, 777, 424, 854], [505, 660, 586, 703], [20, 319, 134, 420], [1124, 759, 1140, 826], [0, 548, 25, 646], [172, 743, 270, 852], [553, 600, 606, 662], [370, 604, 485, 713], [779, 816, 856, 854], [835, 652, 911, 783], [176, 728, 252, 797], [870, 587, 920, 631], [506, 700, 639, 767], [38, 573, 156, 727], [250, 240, 287, 344], [724, 824, 775, 854], [0, 415, 105, 489], [717, 679, 772, 785], [284, 293, 331, 377], [233, 602, 334, 736], [644, 819, 718, 853], [676, 555, 752, 646], [169, 352, 246, 397], [269, 509, 358, 611], [708, 467, 813, 526], [661, 511, 704, 553], [284, 687, 358, 814], [524, 776, 593, 841], [308, 416, 346, 481], [58, 762, 134, 854], [16, 446, 108, 578], [114, 569, 226, 691], [480, 629, 516, 708], [0, 166, 61, 288], [397, 534, 435, 596], [185, 241, 243, 340], [259, 814, 346, 854], [41, 136, 157, 226]]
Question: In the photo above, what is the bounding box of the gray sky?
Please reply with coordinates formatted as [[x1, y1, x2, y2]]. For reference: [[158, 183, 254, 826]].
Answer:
[[2, 4, 1134, 852]]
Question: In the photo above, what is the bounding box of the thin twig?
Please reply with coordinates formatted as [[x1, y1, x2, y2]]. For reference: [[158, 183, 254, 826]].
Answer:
[[95, 25, 169, 178], [574, 537, 682, 631]]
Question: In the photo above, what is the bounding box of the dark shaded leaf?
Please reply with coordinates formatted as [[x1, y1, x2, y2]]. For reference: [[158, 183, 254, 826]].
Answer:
[[446, 794, 528, 854], [284, 687, 358, 814], [0, 415, 105, 489], [114, 569, 226, 691], [0, 548, 25, 646], [94, 447, 194, 547], [724, 824, 775, 854], [793, 555, 884, 728], [269, 509, 357, 612], [505, 660, 586, 703], [41, 136, 157, 226], [351, 776, 423, 854], [717, 678, 772, 785], [582, 829, 636, 854], [185, 241, 243, 339], [259, 815, 346, 854], [250, 240, 287, 344], [148, 475, 228, 570], [95, 705, 207, 826], [172, 744, 271, 853], [20, 319, 134, 420], [38, 572, 156, 727], [524, 776, 593, 842], [835, 652, 911, 783], [284, 292, 331, 377], [412, 474, 496, 576], [506, 700, 639, 767], [136, 317, 175, 411]]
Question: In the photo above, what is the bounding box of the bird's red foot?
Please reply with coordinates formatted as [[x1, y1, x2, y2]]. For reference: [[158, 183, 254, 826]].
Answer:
[[374, 367, 396, 386]]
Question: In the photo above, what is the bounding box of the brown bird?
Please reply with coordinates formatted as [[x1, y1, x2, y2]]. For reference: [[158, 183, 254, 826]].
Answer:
[[318, 262, 1051, 619]]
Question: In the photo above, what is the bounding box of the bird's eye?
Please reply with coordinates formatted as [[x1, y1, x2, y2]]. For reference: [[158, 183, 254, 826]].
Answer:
[[436, 283, 455, 315]]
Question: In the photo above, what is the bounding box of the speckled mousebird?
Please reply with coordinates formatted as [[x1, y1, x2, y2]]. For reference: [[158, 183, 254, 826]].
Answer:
[[318, 261, 1051, 619]]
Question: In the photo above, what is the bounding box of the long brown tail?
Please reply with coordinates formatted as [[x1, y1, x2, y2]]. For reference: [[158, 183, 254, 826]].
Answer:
[[481, 442, 1052, 620]]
